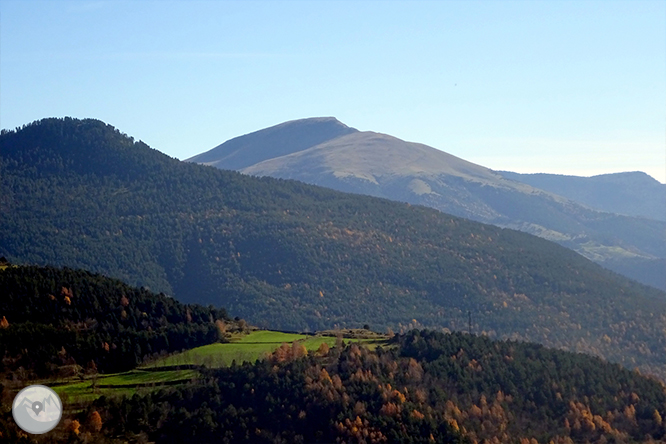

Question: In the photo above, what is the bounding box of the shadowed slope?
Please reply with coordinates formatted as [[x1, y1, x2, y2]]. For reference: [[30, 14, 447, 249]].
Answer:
[[191, 119, 666, 290]]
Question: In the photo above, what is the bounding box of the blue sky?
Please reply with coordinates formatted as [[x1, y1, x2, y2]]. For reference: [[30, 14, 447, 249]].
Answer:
[[2, 1, 665, 182]]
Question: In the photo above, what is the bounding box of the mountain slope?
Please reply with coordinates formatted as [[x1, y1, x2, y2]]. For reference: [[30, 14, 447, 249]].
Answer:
[[187, 116, 357, 170], [2, 117, 666, 378], [189, 118, 666, 290], [499, 171, 666, 221]]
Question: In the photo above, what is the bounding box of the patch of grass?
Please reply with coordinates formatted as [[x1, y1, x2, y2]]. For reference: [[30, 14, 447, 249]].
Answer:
[[148, 342, 279, 368], [301, 336, 337, 350], [55, 381, 136, 404], [53, 369, 198, 404], [234, 330, 307, 343], [150, 331, 391, 369], [53, 330, 392, 405], [99, 369, 198, 385], [146, 331, 311, 368]]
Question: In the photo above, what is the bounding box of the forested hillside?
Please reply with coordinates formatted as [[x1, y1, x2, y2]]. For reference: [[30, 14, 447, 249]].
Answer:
[[0, 265, 229, 376], [4, 330, 665, 444], [1, 118, 666, 378], [188, 117, 666, 290]]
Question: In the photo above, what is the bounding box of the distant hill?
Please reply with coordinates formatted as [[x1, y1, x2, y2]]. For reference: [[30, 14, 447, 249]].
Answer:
[[499, 171, 666, 221], [0, 264, 229, 376], [188, 118, 666, 291], [2, 117, 666, 378]]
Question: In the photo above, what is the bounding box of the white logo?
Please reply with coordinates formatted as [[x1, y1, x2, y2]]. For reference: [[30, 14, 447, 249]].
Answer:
[[12, 385, 62, 434]]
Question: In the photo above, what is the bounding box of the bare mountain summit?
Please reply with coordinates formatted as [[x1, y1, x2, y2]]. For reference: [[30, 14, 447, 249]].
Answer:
[[189, 118, 666, 291], [187, 117, 357, 170], [241, 131, 548, 221]]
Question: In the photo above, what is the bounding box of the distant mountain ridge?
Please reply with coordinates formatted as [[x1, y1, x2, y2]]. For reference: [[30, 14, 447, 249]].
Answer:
[[188, 118, 666, 291], [499, 171, 666, 221]]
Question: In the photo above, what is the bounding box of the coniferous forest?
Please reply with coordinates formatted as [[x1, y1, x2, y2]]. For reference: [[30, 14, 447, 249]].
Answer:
[[2, 118, 665, 377], [2, 275, 666, 444], [0, 265, 229, 376], [1, 118, 666, 443]]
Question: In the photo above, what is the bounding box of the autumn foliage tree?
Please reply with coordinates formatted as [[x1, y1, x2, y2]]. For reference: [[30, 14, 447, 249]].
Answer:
[[67, 419, 80, 436], [88, 410, 102, 433], [316, 342, 330, 356], [270, 341, 308, 363]]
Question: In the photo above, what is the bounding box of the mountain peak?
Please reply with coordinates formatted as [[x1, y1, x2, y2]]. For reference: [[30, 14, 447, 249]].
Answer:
[[589, 171, 663, 186], [277, 116, 348, 125], [0, 117, 174, 179], [186, 116, 357, 170]]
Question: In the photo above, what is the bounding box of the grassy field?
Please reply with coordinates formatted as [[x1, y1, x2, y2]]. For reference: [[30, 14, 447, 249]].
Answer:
[[55, 381, 133, 404], [53, 330, 390, 405], [54, 369, 198, 404], [148, 342, 285, 368], [148, 330, 390, 368], [98, 369, 199, 385], [145, 330, 330, 368], [233, 330, 308, 343]]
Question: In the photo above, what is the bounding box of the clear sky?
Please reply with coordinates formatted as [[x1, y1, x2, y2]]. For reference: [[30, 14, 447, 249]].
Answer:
[[2, 1, 665, 182]]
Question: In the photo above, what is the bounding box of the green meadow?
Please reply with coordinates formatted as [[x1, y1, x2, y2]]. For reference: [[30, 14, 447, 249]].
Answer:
[[53, 330, 389, 405], [234, 330, 308, 343], [54, 369, 198, 404], [144, 330, 332, 368]]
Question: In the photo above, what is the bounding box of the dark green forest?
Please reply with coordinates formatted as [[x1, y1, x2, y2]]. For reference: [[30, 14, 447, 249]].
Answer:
[[1, 118, 666, 378], [3, 329, 666, 444], [0, 265, 229, 376]]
